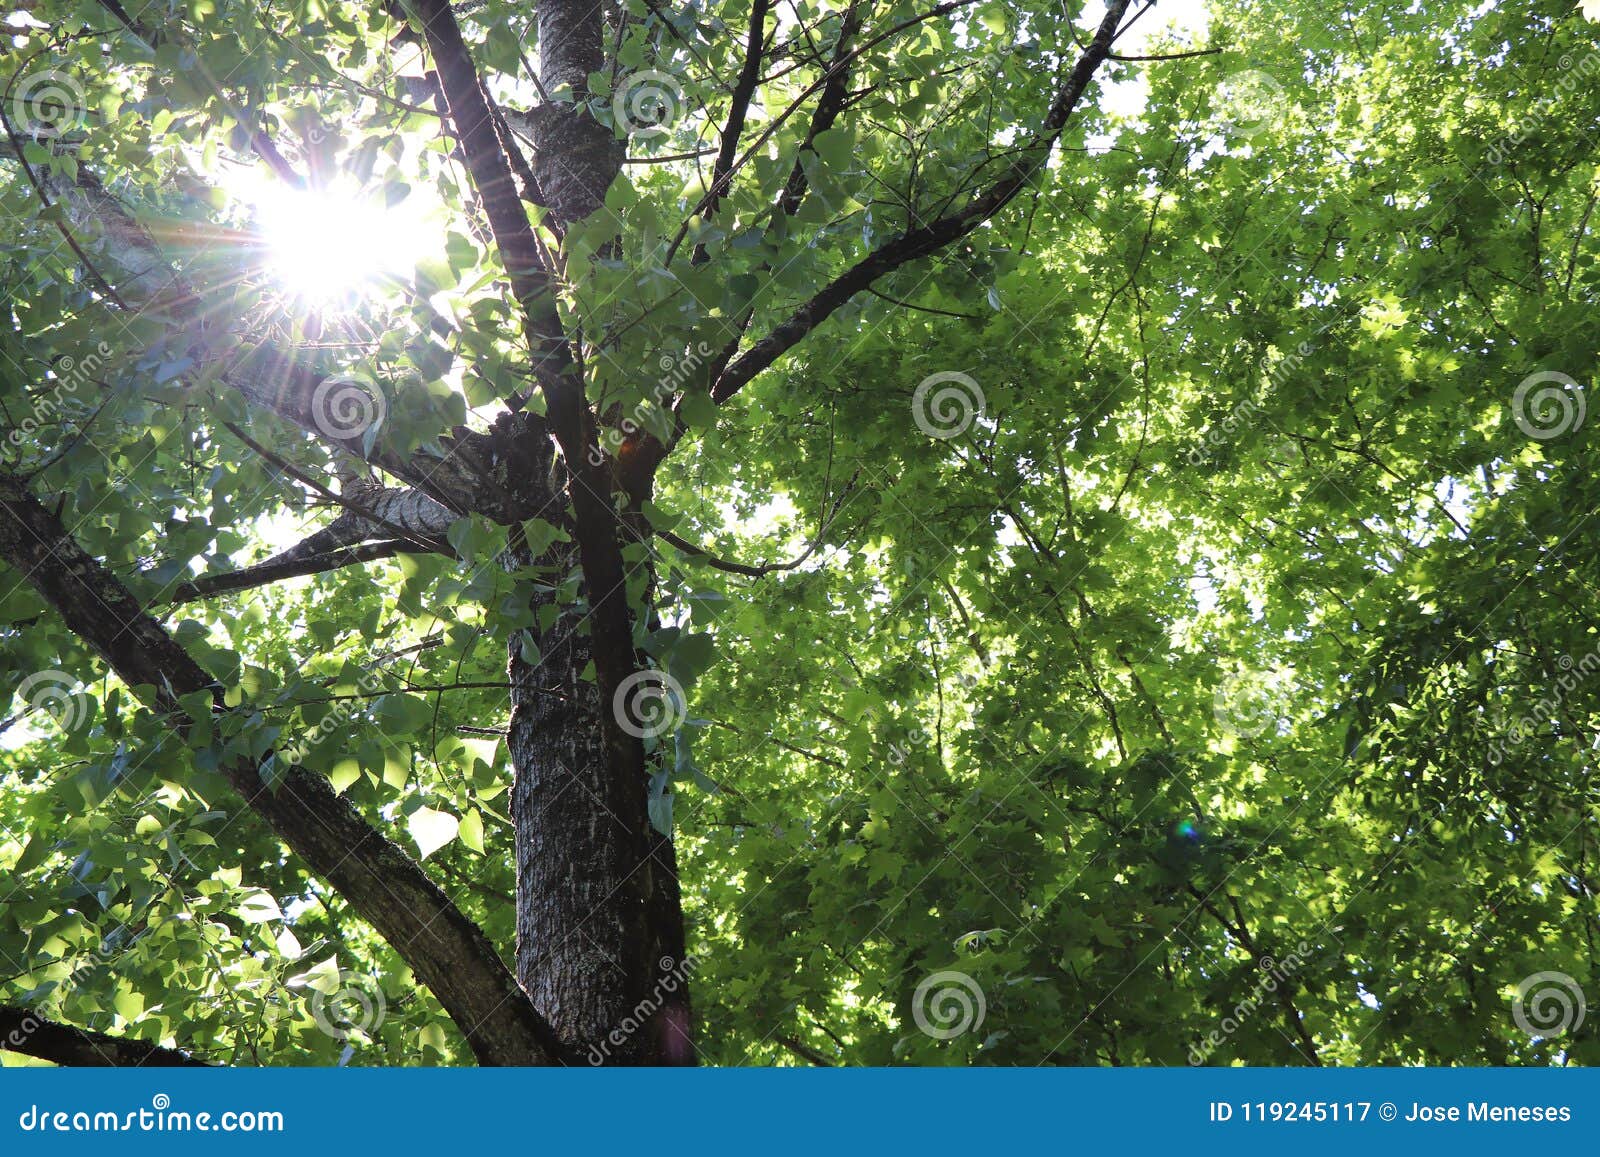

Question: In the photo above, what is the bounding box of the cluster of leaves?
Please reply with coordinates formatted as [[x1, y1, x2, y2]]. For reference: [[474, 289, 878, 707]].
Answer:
[[663, 0, 1600, 1064]]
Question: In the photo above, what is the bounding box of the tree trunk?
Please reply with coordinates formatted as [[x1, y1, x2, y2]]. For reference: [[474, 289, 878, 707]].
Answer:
[[467, 0, 691, 1064], [507, 538, 693, 1065]]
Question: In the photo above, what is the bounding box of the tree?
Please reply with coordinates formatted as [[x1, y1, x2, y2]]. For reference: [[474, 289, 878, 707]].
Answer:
[[0, 0, 1596, 1068]]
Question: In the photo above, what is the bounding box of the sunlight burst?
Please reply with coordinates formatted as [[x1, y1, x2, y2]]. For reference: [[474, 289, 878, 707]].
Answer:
[[240, 174, 426, 309]]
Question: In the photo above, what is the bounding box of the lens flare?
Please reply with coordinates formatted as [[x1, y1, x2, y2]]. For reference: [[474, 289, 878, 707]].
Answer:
[[229, 169, 429, 310]]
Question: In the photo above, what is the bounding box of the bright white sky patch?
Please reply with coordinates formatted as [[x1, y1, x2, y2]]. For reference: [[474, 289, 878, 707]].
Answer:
[[1092, 0, 1213, 122], [226, 166, 434, 309]]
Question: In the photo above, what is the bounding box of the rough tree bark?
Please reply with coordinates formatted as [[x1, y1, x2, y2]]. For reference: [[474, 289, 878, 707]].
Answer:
[[0, 1006, 212, 1067], [507, 0, 692, 1065], [507, 542, 685, 1066], [409, 0, 691, 1063]]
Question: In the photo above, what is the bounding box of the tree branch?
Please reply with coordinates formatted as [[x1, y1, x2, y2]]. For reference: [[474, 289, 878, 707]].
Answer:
[[776, 1034, 835, 1066], [689, 1, 869, 396], [775, 1, 867, 221], [686, 0, 773, 266], [1108, 46, 1221, 62], [1186, 884, 1322, 1066], [162, 540, 427, 604], [650, 468, 857, 577], [711, 0, 1133, 403], [0, 1005, 212, 1067], [0, 474, 566, 1066], [668, 0, 984, 260], [410, 0, 650, 810], [221, 421, 456, 551]]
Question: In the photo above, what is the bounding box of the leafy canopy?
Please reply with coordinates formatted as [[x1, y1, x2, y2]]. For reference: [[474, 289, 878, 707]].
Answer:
[[1, 0, 1598, 1065]]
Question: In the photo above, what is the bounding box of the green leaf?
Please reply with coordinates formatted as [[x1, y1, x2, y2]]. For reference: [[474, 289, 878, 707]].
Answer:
[[327, 759, 362, 795], [286, 955, 342, 996], [647, 769, 673, 837], [237, 891, 282, 924], [378, 693, 434, 734], [407, 807, 459, 860], [458, 807, 485, 854]]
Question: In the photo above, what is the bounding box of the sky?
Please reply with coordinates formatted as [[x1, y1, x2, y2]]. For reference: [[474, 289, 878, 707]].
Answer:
[[1094, 0, 1215, 121]]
